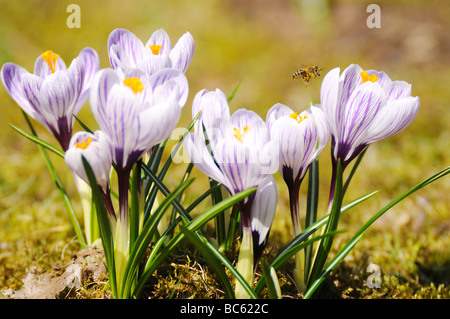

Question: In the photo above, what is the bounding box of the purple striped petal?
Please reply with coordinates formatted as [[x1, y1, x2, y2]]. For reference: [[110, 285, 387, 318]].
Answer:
[[65, 130, 112, 191], [108, 28, 145, 69], [266, 103, 293, 130], [70, 47, 100, 114], [34, 53, 66, 79], [148, 68, 188, 108], [183, 132, 227, 185], [192, 88, 230, 136], [365, 96, 420, 144], [1, 63, 38, 119], [145, 29, 172, 55], [89, 68, 121, 136], [140, 54, 173, 77], [250, 175, 277, 247], [337, 82, 386, 162], [169, 31, 195, 73]]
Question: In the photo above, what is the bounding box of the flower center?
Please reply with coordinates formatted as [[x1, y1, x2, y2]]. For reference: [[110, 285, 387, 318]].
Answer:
[[150, 44, 163, 55], [361, 71, 378, 83], [41, 50, 60, 73], [290, 112, 308, 124], [233, 125, 250, 143], [123, 77, 144, 94], [76, 137, 92, 150]]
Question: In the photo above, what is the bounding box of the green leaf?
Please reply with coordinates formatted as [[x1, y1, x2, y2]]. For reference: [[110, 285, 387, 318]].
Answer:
[[132, 187, 257, 298], [179, 225, 236, 299], [304, 158, 319, 283], [82, 156, 116, 296], [261, 259, 281, 299], [304, 165, 450, 298], [121, 177, 195, 298], [227, 80, 243, 103], [10, 123, 65, 158], [73, 114, 93, 133]]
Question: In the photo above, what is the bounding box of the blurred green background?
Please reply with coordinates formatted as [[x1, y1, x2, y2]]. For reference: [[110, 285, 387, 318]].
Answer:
[[0, 0, 448, 294]]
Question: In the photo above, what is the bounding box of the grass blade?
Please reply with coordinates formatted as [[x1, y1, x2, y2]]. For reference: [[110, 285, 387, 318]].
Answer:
[[10, 123, 65, 158], [304, 166, 450, 298], [82, 156, 116, 296]]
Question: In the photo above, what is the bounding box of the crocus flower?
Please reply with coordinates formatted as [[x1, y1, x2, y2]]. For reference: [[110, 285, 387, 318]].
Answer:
[[65, 130, 112, 193], [320, 64, 420, 170], [65, 130, 116, 240], [266, 103, 330, 291], [108, 28, 194, 76], [184, 89, 278, 298], [90, 66, 188, 290], [1, 48, 99, 150], [90, 67, 187, 175]]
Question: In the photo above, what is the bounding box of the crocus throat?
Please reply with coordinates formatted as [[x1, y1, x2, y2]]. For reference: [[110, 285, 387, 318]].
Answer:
[[290, 112, 308, 124], [233, 126, 250, 143], [361, 71, 378, 83], [150, 44, 163, 55], [123, 77, 144, 94], [41, 50, 60, 73], [76, 137, 92, 150]]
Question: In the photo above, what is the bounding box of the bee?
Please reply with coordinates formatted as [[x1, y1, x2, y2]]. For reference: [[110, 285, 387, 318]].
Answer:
[[293, 65, 324, 87]]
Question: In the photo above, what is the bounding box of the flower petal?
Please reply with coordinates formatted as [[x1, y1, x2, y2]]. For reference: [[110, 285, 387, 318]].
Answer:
[[108, 28, 145, 69], [34, 53, 66, 79], [89, 68, 121, 136], [145, 29, 172, 55], [70, 47, 100, 114], [169, 31, 195, 73], [365, 96, 420, 144], [250, 175, 277, 247], [1, 63, 39, 119], [148, 68, 189, 108], [183, 132, 227, 185], [266, 103, 293, 130]]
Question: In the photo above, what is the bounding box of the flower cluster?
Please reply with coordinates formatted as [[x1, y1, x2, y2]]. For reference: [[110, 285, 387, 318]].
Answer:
[[1, 26, 422, 299]]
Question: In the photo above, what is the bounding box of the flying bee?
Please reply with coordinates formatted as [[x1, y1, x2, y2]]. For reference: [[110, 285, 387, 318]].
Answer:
[[293, 65, 324, 87]]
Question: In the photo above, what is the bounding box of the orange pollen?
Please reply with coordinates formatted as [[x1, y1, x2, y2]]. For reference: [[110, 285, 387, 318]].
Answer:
[[361, 71, 378, 83], [233, 125, 250, 143], [41, 50, 60, 73], [123, 77, 144, 94], [75, 137, 92, 150], [290, 112, 308, 124], [150, 44, 163, 55]]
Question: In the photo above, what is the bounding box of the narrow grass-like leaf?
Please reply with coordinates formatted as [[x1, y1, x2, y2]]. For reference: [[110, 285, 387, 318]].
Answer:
[[261, 259, 281, 299], [82, 156, 116, 296], [19, 113, 85, 245], [304, 158, 319, 282], [10, 123, 65, 158], [227, 80, 243, 103], [304, 166, 449, 298], [179, 225, 236, 298], [73, 114, 93, 133], [121, 178, 194, 298], [308, 159, 344, 284], [133, 187, 257, 297]]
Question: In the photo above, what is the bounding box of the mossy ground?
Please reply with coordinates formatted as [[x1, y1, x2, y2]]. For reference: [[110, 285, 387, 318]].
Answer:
[[0, 0, 449, 299]]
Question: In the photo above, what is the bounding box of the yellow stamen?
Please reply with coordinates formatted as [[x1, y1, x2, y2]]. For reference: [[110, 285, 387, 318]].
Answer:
[[233, 125, 250, 143], [41, 50, 60, 73], [361, 71, 378, 83], [290, 112, 308, 124], [76, 137, 92, 150], [123, 77, 144, 94], [150, 44, 163, 55]]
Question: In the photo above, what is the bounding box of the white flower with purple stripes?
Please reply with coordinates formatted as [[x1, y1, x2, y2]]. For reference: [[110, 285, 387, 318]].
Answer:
[[1, 48, 99, 150], [320, 64, 420, 169], [90, 67, 188, 173], [184, 89, 278, 298], [108, 28, 194, 76]]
